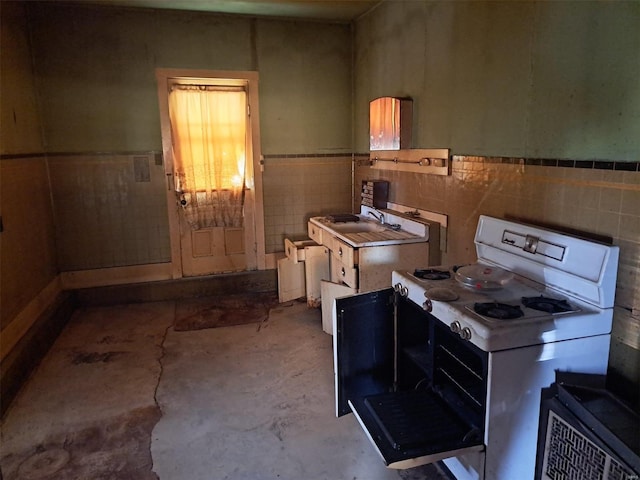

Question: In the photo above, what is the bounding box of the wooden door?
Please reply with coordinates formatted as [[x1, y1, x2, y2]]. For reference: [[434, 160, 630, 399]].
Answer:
[[156, 69, 266, 278]]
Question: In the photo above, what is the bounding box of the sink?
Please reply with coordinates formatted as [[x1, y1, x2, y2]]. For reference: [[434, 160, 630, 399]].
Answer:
[[310, 212, 429, 248], [315, 216, 424, 246], [328, 221, 387, 234]]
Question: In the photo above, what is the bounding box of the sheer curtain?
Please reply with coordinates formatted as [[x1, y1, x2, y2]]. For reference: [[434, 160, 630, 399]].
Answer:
[[169, 86, 247, 229]]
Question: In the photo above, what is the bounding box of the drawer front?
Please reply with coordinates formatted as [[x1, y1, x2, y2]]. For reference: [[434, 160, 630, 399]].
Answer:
[[332, 238, 357, 267], [284, 238, 315, 263], [331, 253, 358, 289], [308, 222, 323, 245]]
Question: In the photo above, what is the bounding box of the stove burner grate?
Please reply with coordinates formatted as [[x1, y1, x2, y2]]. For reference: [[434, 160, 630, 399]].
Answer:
[[414, 269, 451, 281], [474, 302, 524, 320], [522, 296, 573, 313]]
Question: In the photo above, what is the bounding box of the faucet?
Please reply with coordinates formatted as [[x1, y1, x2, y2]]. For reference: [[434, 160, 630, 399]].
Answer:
[[368, 209, 385, 225]]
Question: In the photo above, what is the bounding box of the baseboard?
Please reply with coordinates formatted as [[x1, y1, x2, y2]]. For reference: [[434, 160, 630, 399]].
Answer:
[[75, 269, 278, 306], [1, 289, 76, 418], [60, 263, 175, 290], [1, 276, 64, 362]]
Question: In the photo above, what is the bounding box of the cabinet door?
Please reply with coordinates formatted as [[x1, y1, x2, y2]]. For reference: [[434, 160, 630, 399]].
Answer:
[[334, 288, 395, 417], [277, 257, 305, 303], [337, 292, 486, 471], [321, 280, 356, 335], [304, 246, 329, 308]]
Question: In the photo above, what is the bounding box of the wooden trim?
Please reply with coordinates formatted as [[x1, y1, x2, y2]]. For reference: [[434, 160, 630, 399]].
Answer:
[[59, 263, 174, 290], [155, 68, 266, 274], [1, 276, 63, 362], [156, 69, 183, 278]]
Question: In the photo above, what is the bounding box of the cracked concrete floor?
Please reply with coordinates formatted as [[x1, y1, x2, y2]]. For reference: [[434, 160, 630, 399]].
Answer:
[[1, 299, 449, 480]]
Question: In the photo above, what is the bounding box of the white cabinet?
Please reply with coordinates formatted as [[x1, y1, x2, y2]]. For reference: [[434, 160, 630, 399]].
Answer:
[[277, 256, 305, 303], [309, 218, 433, 335], [321, 280, 355, 335], [277, 239, 329, 305], [304, 245, 330, 307]]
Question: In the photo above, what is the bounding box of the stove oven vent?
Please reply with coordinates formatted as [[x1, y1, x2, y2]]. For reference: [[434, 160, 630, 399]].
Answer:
[[536, 374, 639, 480]]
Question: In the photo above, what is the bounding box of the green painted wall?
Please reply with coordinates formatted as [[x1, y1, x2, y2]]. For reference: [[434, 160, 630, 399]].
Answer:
[[1, 2, 44, 155], [0, 2, 58, 329], [27, 3, 352, 154], [354, 1, 640, 160]]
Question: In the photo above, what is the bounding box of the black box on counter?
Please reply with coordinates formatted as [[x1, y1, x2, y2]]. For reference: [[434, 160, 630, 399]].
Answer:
[[361, 180, 389, 209]]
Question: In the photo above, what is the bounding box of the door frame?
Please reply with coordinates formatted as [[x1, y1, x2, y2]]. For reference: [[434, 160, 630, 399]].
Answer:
[[156, 68, 266, 278]]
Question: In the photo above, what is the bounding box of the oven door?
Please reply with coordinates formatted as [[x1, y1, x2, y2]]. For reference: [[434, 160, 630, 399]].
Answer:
[[335, 290, 485, 470]]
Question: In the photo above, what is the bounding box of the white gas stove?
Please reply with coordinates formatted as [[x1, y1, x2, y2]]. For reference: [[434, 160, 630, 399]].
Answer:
[[392, 215, 619, 352], [336, 215, 620, 480]]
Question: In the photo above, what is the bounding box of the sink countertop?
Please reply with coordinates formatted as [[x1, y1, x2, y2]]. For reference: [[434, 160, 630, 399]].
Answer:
[[310, 209, 431, 248]]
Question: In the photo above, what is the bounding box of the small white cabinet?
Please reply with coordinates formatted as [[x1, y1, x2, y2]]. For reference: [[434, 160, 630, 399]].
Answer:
[[308, 209, 437, 335], [277, 239, 329, 305]]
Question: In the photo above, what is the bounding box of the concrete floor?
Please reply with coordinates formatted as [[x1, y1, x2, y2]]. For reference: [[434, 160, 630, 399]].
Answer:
[[1, 298, 450, 480]]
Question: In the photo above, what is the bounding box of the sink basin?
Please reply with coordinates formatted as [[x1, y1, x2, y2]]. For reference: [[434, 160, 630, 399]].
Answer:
[[328, 221, 387, 234], [310, 213, 429, 248]]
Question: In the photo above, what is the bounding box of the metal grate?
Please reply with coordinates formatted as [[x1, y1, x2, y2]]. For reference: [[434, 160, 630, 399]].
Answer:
[[364, 390, 474, 452], [542, 411, 638, 480]]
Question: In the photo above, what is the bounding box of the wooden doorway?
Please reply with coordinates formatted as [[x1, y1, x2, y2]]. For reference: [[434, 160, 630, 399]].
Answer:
[[156, 69, 265, 277]]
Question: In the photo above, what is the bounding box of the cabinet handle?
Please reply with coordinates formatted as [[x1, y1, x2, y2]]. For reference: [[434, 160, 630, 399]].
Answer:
[[341, 267, 346, 277], [338, 247, 343, 257]]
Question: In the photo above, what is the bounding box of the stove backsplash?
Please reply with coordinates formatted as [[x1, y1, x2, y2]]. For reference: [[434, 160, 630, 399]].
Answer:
[[354, 153, 639, 409]]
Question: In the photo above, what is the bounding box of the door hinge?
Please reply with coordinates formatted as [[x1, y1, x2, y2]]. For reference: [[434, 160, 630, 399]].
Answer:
[[247, 104, 251, 116]]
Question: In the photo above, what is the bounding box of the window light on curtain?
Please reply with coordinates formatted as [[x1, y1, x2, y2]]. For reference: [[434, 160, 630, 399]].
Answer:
[[169, 85, 247, 229]]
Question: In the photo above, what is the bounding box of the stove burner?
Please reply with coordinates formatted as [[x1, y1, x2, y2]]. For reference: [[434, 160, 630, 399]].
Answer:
[[522, 296, 573, 313], [414, 269, 451, 281], [474, 302, 524, 320]]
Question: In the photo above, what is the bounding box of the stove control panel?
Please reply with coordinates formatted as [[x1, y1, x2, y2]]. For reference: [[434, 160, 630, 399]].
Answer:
[[502, 229, 566, 261], [449, 321, 473, 341]]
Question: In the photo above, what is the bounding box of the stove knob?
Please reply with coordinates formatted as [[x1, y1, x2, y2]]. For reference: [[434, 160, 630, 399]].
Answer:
[[450, 321, 461, 334], [393, 283, 408, 297], [422, 298, 433, 312], [461, 327, 472, 341]]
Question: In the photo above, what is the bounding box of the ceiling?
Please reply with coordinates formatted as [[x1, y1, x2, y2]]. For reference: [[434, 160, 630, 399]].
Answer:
[[70, 0, 381, 22]]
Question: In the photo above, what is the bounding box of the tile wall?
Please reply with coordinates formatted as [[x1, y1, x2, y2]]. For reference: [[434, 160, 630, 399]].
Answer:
[[45, 152, 354, 270], [355, 154, 640, 406], [261, 155, 352, 254], [0, 156, 58, 326], [48, 154, 171, 271], [356, 156, 638, 288]]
